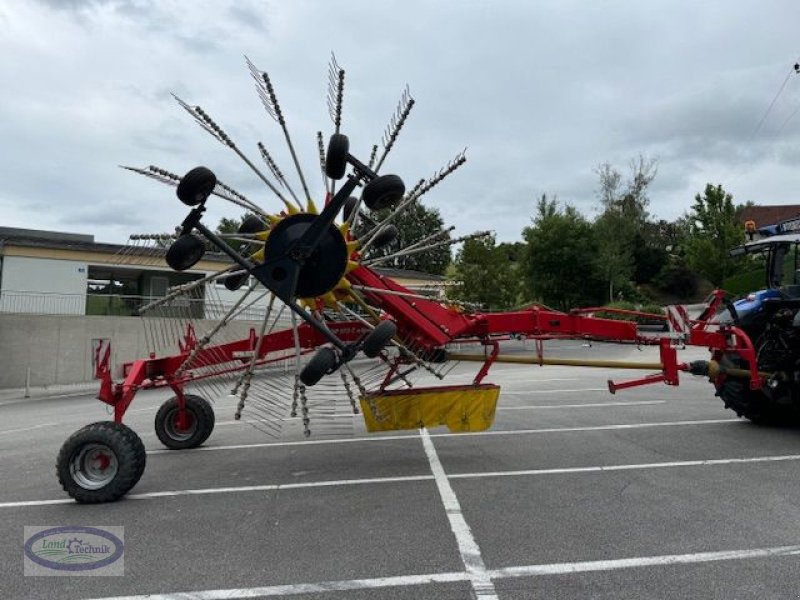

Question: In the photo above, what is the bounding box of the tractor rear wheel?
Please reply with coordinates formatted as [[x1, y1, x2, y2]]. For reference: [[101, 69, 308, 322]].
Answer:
[[154, 394, 215, 450], [715, 355, 799, 424], [57, 421, 146, 503]]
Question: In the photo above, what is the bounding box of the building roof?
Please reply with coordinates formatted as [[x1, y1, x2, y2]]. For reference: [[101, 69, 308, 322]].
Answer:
[[738, 205, 800, 227]]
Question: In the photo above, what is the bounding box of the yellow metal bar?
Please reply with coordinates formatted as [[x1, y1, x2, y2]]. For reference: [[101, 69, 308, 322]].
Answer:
[[447, 353, 663, 371]]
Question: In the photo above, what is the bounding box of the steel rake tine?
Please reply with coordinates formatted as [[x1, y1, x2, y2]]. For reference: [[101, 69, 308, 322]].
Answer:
[[367, 144, 378, 170], [121, 164, 269, 217], [374, 85, 415, 173], [364, 230, 492, 267], [245, 55, 313, 211], [326, 52, 345, 134], [171, 93, 297, 213], [257, 141, 301, 206], [316, 131, 330, 195], [412, 149, 467, 202]]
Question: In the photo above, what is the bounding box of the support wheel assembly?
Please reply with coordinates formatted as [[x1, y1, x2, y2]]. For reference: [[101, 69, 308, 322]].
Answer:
[[166, 234, 206, 271], [56, 421, 146, 503], [154, 394, 216, 450], [362, 174, 405, 210], [300, 347, 338, 386], [363, 320, 397, 358], [325, 133, 349, 179]]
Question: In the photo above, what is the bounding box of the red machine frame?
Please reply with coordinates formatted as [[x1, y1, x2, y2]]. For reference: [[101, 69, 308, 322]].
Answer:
[[95, 264, 761, 429]]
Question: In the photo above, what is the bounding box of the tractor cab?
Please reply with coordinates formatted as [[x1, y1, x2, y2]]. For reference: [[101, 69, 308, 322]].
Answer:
[[732, 232, 800, 296]]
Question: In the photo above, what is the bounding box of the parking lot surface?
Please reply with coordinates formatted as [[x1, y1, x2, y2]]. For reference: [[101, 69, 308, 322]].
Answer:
[[1, 340, 799, 599]]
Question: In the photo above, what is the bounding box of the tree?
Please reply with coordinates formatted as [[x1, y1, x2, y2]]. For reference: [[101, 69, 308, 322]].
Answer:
[[593, 156, 658, 299], [450, 235, 520, 310], [521, 195, 603, 310], [366, 200, 450, 275], [685, 184, 744, 286], [215, 213, 251, 253]]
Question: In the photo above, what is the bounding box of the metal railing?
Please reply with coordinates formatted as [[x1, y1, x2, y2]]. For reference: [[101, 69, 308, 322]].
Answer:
[[0, 291, 277, 322]]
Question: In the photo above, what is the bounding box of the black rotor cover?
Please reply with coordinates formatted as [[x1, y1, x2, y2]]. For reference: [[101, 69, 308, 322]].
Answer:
[[263, 213, 348, 299]]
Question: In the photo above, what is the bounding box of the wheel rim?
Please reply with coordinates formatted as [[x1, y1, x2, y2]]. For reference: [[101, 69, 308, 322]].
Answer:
[[71, 444, 119, 490], [164, 408, 197, 441]]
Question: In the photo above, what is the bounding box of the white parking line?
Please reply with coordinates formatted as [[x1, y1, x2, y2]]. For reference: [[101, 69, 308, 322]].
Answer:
[[501, 388, 608, 394], [498, 400, 664, 410], [448, 454, 800, 480], [2, 451, 796, 510], [82, 543, 800, 599], [0, 423, 60, 436], [420, 428, 498, 598], [146, 418, 738, 454]]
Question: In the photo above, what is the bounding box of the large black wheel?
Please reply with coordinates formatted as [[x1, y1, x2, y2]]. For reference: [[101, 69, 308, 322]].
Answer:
[[57, 421, 146, 503], [363, 174, 405, 211], [325, 133, 349, 180], [239, 214, 267, 234], [715, 355, 799, 424], [224, 271, 249, 291], [166, 234, 206, 271], [177, 166, 217, 206], [363, 320, 397, 358], [154, 394, 215, 450], [300, 347, 338, 386], [263, 213, 348, 298]]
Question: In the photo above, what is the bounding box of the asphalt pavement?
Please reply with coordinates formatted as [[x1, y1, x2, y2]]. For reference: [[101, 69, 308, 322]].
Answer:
[[1, 339, 799, 599]]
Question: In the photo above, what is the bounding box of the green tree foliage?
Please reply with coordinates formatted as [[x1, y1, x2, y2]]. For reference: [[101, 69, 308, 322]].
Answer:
[[521, 195, 604, 310], [450, 235, 521, 310], [593, 156, 658, 300], [215, 213, 252, 253], [685, 184, 744, 286], [366, 200, 450, 275]]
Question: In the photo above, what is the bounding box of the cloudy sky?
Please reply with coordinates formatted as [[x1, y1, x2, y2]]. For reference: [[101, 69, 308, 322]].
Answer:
[[2, 0, 800, 244]]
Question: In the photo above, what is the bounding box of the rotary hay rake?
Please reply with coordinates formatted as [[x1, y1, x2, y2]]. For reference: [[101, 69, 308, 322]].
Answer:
[[56, 55, 765, 503]]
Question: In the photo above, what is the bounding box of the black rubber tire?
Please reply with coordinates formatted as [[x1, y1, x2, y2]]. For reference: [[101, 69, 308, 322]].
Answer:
[[56, 421, 146, 503], [326, 134, 349, 180], [300, 347, 338, 386], [224, 271, 249, 291], [239, 214, 267, 234], [177, 167, 217, 206], [342, 196, 359, 222], [363, 320, 397, 358], [154, 394, 215, 450], [363, 174, 405, 211], [715, 355, 798, 424], [166, 234, 206, 271], [371, 224, 399, 249]]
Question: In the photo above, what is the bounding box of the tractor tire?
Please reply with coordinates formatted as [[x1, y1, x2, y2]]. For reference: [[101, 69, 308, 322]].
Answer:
[[325, 134, 349, 180], [154, 394, 215, 450], [363, 320, 397, 358], [715, 355, 799, 424], [300, 347, 337, 386], [57, 421, 146, 503], [177, 166, 217, 206], [362, 174, 405, 211], [166, 234, 206, 271]]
